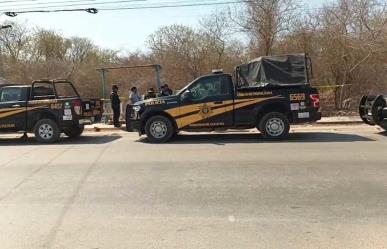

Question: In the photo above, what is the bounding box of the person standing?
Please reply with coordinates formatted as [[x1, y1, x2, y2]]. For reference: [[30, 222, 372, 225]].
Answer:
[[129, 87, 141, 104], [110, 85, 121, 128]]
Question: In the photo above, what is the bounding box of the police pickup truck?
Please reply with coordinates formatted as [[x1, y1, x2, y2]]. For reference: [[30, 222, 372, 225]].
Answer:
[[126, 54, 321, 143], [359, 95, 387, 131], [0, 79, 102, 143]]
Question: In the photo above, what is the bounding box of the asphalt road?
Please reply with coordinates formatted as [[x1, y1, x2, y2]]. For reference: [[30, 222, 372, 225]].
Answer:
[[0, 124, 387, 249]]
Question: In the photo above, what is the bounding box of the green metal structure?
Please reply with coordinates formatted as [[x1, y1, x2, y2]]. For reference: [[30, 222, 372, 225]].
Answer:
[[96, 64, 162, 123]]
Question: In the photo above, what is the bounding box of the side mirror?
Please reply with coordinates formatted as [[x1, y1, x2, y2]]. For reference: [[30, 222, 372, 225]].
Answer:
[[181, 91, 191, 101]]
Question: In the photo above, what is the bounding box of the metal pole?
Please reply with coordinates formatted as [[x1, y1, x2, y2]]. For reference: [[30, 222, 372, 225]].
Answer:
[[155, 65, 161, 91], [99, 69, 109, 124], [100, 69, 107, 99]]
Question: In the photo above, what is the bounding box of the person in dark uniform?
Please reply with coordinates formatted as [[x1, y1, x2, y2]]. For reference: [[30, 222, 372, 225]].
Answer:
[[144, 87, 157, 100], [110, 85, 121, 128], [164, 84, 173, 96], [159, 84, 172, 97]]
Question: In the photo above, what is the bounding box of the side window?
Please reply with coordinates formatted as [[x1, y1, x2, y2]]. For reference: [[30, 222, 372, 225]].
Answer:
[[32, 83, 55, 100], [189, 76, 230, 100], [221, 75, 233, 95], [0, 88, 22, 102], [54, 82, 78, 98]]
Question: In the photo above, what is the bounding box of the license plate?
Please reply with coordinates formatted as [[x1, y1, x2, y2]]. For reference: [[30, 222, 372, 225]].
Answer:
[[298, 112, 310, 119]]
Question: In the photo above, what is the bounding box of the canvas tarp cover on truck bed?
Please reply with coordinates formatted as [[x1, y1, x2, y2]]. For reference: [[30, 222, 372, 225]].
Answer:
[[236, 54, 308, 87]]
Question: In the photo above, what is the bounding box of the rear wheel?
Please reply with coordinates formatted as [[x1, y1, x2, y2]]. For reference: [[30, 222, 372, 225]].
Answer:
[[64, 125, 84, 138], [34, 119, 60, 143], [258, 112, 290, 140], [145, 115, 174, 143]]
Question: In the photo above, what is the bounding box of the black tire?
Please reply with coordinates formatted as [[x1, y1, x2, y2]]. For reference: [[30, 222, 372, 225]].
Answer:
[[145, 115, 174, 143], [64, 125, 84, 138], [258, 112, 290, 140], [34, 119, 60, 143]]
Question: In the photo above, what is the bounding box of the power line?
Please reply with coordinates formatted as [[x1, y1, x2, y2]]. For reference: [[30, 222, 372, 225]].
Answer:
[[101, 1, 249, 10], [0, 0, 98, 8], [0, 0, 212, 9], [0, 0, 39, 4], [3, 0, 385, 16], [0, 0, 222, 9], [0, 0, 148, 11], [1, 0, 247, 14]]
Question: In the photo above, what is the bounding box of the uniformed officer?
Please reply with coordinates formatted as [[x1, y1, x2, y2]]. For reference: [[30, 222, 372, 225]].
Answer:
[[159, 84, 173, 96], [144, 88, 157, 100], [164, 84, 173, 96], [110, 85, 121, 128]]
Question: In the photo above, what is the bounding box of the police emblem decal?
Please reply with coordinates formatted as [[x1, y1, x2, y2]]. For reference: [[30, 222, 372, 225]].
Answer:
[[198, 104, 212, 118]]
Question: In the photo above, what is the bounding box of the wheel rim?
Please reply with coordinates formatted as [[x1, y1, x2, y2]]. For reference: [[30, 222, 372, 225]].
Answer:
[[150, 120, 167, 139], [38, 123, 54, 140], [265, 117, 285, 137]]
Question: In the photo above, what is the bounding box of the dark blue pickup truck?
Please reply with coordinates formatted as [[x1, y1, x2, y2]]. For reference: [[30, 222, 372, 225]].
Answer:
[[0, 79, 102, 143]]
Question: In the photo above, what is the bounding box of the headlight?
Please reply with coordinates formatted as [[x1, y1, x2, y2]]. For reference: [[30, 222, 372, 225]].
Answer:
[[133, 105, 141, 112]]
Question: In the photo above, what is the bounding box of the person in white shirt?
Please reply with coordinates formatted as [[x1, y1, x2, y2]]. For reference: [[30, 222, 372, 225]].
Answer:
[[129, 87, 141, 104]]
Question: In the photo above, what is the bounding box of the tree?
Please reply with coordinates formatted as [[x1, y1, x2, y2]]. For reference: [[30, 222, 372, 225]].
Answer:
[[0, 22, 30, 63], [199, 11, 234, 68], [318, 0, 387, 108], [232, 0, 299, 56], [147, 24, 201, 87]]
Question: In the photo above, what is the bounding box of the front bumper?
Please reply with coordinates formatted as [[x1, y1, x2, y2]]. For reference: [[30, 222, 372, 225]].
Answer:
[[126, 104, 143, 133], [126, 118, 142, 133], [79, 118, 93, 125]]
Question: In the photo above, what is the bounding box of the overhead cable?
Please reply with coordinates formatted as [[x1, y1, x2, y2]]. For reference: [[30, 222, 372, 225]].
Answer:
[[2, 0, 247, 15]]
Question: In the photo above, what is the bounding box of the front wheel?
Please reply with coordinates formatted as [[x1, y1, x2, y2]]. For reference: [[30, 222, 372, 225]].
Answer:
[[258, 112, 290, 140], [34, 119, 60, 143], [64, 125, 84, 138], [145, 115, 174, 143]]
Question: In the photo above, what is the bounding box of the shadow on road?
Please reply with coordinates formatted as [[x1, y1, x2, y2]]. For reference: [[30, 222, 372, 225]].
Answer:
[[138, 132, 374, 145], [0, 134, 122, 146]]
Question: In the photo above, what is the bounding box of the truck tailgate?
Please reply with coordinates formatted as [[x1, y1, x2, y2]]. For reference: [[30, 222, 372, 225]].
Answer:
[[82, 99, 103, 122]]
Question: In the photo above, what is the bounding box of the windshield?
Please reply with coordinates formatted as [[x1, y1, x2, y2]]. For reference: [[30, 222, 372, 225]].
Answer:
[[175, 83, 192, 95], [176, 76, 211, 95]]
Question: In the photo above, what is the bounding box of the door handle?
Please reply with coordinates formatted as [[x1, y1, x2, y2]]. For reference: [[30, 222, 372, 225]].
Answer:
[[12, 104, 21, 108], [214, 101, 223, 104]]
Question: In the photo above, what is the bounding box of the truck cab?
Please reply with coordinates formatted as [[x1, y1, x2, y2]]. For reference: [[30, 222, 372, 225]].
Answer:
[[126, 54, 321, 143], [0, 80, 102, 143]]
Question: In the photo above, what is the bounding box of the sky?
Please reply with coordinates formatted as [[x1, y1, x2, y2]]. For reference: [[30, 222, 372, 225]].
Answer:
[[0, 0, 326, 52]]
